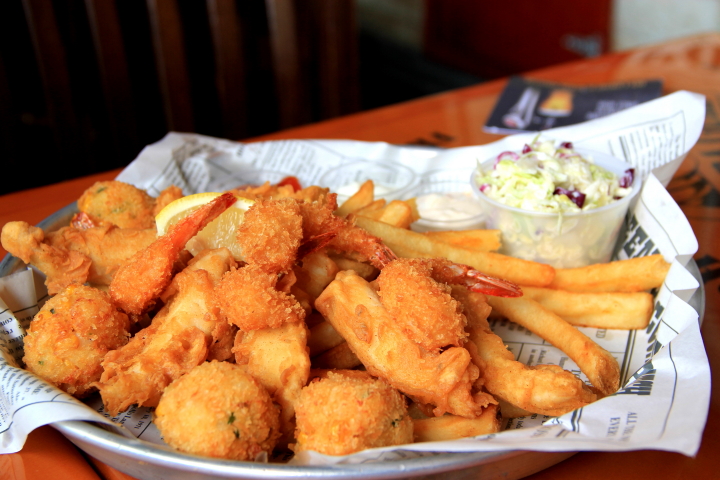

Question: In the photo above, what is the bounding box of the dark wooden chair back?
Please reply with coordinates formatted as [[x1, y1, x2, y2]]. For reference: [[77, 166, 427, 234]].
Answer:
[[0, 0, 359, 193]]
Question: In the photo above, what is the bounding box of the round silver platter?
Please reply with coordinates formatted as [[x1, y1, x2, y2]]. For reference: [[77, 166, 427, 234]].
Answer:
[[1, 202, 705, 480]]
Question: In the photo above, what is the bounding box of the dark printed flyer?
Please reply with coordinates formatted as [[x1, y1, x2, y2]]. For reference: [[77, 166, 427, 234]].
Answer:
[[484, 76, 663, 134]]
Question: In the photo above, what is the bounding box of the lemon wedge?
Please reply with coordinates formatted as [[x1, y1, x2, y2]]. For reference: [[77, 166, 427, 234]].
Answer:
[[155, 192, 254, 260]]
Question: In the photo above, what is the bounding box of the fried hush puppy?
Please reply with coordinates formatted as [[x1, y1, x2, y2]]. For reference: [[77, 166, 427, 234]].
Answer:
[[23, 284, 131, 397], [293, 372, 413, 456], [77, 181, 158, 230], [76, 181, 184, 230], [154, 361, 281, 461]]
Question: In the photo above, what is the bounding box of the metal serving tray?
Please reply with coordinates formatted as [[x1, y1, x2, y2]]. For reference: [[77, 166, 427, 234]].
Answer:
[[0, 202, 705, 480]]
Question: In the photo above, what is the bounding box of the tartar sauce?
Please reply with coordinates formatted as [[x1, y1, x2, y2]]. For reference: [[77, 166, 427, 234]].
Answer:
[[415, 192, 484, 221]]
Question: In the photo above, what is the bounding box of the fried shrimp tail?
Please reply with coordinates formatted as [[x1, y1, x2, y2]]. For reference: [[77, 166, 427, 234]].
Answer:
[[109, 192, 237, 315]]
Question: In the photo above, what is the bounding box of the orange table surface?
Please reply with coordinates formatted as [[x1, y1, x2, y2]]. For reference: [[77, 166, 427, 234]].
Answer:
[[3, 32, 719, 480]]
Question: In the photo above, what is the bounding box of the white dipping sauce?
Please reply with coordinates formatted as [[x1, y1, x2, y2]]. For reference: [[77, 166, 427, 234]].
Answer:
[[415, 192, 484, 221]]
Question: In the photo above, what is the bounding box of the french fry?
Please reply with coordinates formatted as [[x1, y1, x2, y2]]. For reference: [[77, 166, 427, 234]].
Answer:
[[327, 253, 379, 279], [404, 197, 422, 223], [354, 216, 555, 287], [375, 200, 414, 228], [548, 254, 671, 293], [424, 230, 502, 252], [336, 180, 375, 217], [311, 341, 362, 369], [521, 286, 654, 329], [412, 404, 502, 442], [353, 199, 387, 218], [486, 295, 620, 396], [293, 250, 340, 302], [308, 321, 345, 357]]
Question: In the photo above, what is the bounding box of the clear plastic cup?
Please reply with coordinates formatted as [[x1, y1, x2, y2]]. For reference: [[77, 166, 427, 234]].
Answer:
[[405, 168, 486, 232], [471, 149, 641, 268]]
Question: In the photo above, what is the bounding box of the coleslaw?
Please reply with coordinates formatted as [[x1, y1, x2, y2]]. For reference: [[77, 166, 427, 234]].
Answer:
[[475, 139, 634, 213]]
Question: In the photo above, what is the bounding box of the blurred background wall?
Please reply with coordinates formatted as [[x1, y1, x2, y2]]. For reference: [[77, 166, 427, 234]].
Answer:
[[2, 0, 720, 195]]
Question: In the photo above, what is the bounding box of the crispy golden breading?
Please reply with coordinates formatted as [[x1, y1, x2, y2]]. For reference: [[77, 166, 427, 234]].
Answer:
[[376, 258, 467, 353], [294, 372, 413, 455], [23, 284, 131, 397], [109, 193, 236, 315], [215, 264, 306, 331], [154, 361, 281, 460], [233, 321, 310, 447], [152, 185, 184, 217], [236, 198, 302, 273]]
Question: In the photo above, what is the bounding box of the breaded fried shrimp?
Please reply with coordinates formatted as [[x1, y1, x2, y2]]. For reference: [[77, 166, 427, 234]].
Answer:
[[215, 264, 306, 331], [377, 258, 467, 353], [154, 361, 281, 461], [23, 285, 131, 397], [109, 192, 236, 315], [294, 372, 413, 455], [316, 270, 491, 418], [236, 198, 302, 273]]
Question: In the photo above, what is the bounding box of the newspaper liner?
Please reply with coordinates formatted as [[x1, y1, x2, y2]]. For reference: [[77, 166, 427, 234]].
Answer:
[[0, 91, 709, 461]]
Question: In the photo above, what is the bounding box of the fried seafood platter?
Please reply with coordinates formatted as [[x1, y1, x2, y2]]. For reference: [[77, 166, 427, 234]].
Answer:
[[0, 178, 671, 462]]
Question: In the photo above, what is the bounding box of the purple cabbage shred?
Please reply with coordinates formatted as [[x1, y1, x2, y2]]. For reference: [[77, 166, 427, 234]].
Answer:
[[494, 151, 519, 168], [619, 168, 635, 188], [553, 187, 586, 208]]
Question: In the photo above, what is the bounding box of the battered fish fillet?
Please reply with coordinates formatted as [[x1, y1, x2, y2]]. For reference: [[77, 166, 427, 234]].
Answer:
[[294, 371, 413, 456], [233, 321, 310, 447], [23, 284, 131, 397], [376, 258, 467, 353], [315, 270, 491, 418], [454, 286, 599, 417], [154, 361, 281, 461], [1, 221, 156, 294], [487, 295, 620, 396], [98, 248, 236, 414]]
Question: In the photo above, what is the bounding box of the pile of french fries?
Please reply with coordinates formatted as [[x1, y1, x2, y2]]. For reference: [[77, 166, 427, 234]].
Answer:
[[311, 180, 669, 441]]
